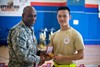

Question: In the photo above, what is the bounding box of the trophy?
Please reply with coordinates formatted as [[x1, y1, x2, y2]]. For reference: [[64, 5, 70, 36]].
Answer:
[[38, 28, 48, 50], [49, 28, 55, 41]]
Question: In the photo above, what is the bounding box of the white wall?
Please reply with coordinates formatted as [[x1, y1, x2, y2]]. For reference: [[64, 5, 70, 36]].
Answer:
[[85, 0, 100, 4], [32, 0, 100, 4]]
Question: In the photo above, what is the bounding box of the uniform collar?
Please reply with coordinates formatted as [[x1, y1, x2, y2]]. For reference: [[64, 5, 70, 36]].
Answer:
[[20, 21, 34, 33]]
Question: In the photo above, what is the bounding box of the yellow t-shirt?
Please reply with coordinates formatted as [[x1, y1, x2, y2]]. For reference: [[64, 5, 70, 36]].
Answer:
[[49, 27, 85, 64]]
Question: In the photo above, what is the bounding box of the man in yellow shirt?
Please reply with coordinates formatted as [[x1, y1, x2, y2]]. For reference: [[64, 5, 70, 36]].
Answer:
[[46, 6, 85, 67]]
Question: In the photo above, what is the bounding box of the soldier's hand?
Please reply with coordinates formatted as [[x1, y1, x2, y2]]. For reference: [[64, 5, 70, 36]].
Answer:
[[38, 55, 45, 66]]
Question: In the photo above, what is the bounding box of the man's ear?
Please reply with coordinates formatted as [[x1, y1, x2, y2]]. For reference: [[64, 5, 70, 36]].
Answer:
[[69, 15, 71, 20]]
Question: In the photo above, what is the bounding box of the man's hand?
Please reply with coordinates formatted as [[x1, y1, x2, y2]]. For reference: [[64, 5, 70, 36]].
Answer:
[[38, 55, 45, 66], [47, 53, 54, 58], [53, 54, 64, 61]]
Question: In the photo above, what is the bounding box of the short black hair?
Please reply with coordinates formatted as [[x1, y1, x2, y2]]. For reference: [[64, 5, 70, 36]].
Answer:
[[57, 6, 70, 15]]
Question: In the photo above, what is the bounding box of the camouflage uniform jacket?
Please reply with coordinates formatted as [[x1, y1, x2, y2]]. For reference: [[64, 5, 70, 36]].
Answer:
[[7, 21, 40, 67]]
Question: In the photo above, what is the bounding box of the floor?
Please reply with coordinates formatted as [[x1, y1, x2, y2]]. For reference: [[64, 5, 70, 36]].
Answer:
[[0, 45, 100, 67]]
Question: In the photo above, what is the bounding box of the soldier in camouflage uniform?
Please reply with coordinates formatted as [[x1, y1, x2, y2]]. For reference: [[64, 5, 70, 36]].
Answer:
[[7, 6, 45, 67]]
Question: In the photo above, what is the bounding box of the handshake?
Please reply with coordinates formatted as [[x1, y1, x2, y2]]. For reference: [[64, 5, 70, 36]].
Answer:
[[37, 46, 54, 66], [36, 50, 46, 66]]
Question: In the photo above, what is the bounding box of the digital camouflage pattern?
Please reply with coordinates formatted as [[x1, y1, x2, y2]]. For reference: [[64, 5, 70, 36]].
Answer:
[[7, 21, 40, 67]]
